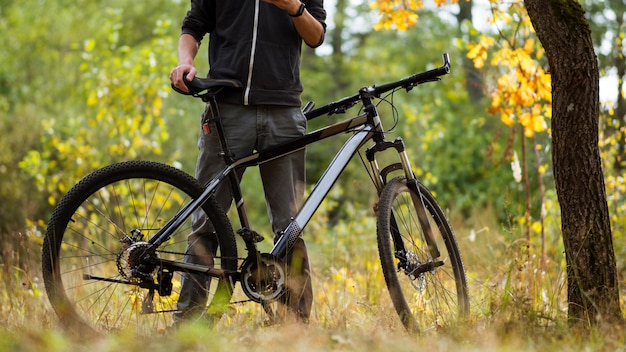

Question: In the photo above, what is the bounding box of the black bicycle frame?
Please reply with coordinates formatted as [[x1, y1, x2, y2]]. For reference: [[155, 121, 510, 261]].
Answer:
[[149, 53, 451, 277], [148, 90, 384, 256]]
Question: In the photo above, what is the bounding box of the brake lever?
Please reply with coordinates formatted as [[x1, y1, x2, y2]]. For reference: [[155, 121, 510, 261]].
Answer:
[[405, 77, 441, 92]]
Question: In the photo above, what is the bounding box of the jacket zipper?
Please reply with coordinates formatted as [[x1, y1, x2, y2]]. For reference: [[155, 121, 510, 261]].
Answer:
[[244, 0, 260, 105]]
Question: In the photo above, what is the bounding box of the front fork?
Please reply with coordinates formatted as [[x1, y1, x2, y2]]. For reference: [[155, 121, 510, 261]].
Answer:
[[365, 137, 417, 190], [366, 138, 440, 260]]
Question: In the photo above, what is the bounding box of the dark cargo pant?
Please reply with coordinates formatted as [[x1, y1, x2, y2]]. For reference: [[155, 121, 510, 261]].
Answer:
[[175, 102, 313, 321]]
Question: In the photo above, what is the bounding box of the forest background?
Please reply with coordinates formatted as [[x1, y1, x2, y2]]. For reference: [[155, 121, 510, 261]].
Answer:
[[1, 0, 625, 350]]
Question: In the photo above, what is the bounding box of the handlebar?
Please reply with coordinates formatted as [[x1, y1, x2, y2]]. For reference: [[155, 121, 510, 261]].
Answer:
[[304, 53, 450, 120]]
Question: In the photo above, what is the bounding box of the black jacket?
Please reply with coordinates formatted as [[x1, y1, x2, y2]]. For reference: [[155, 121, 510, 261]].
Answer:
[[181, 0, 327, 106]]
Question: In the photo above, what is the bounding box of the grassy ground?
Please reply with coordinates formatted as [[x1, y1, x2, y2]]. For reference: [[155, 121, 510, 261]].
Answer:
[[1, 290, 624, 352], [1, 210, 625, 352]]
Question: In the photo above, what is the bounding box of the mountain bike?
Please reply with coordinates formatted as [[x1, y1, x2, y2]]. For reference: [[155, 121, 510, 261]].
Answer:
[[42, 53, 469, 336]]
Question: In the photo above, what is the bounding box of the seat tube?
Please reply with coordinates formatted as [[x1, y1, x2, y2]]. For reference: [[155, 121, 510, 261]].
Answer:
[[207, 96, 235, 165]]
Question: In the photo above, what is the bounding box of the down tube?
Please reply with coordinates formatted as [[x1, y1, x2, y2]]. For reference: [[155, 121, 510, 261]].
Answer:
[[271, 128, 374, 258]]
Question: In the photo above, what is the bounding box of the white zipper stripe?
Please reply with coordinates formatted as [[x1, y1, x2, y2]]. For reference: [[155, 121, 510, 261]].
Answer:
[[244, 0, 260, 105]]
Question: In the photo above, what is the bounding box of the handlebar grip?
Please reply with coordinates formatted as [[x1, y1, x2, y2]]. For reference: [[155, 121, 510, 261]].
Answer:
[[302, 101, 315, 114], [442, 53, 450, 74], [370, 53, 451, 95]]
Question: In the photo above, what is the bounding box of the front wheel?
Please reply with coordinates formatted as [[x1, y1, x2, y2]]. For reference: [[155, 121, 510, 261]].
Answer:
[[376, 177, 469, 332], [41, 161, 238, 336]]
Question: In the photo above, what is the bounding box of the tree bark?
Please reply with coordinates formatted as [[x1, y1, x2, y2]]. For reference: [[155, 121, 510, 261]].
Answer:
[[523, 0, 622, 326]]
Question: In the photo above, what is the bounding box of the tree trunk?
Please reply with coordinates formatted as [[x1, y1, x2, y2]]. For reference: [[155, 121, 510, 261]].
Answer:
[[456, 0, 484, 102], [523, 0, 622, 326], [329, 0, 351, 95]]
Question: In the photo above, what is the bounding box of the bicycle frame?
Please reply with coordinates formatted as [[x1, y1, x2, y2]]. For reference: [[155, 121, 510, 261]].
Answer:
[[150, 53, 451, 280], [149, 91, 385, 260]]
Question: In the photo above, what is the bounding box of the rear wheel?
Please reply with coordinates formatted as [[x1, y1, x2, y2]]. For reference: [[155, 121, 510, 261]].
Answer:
[[376, 177, 468, 332], [41, 161, 237, 335]]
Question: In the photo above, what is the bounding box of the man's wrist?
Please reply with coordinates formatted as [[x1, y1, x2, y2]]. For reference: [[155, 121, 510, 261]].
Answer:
[[290, 1, 305, 17]]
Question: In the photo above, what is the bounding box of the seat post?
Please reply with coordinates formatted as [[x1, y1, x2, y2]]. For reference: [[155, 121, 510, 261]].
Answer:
[[205, 95, 235, 165]]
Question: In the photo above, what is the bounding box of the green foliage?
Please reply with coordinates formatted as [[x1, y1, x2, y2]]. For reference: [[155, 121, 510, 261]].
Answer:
[[14, 3, 181, 210], [0, 104, 41, 234]]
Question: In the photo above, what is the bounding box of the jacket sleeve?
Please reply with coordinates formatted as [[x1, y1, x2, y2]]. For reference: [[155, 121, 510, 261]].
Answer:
[[304, 0, 327, 47], [181, 0, 216, 44], [305, 0, 326, 25]]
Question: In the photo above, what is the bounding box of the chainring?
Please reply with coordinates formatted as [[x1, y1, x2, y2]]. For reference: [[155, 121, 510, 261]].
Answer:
[[240, 253, 287, 303]]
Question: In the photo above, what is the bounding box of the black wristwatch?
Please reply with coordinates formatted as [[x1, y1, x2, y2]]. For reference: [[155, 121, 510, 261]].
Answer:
[[290, 2, 305, 17]]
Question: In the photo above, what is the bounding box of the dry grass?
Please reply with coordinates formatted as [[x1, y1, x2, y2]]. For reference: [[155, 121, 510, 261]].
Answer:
[[1, 210, 625, 352]]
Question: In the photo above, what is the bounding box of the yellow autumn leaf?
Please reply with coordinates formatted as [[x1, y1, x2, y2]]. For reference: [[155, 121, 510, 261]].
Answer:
[[84, 38, 96, 52], [86, 91, 98, 107], [370, 0, 455, 31], [500, 112, 515, 127], [523, 38, 535, 54]]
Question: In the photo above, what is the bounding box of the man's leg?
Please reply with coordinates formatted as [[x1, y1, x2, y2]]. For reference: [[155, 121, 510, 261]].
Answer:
[[283, 237, 313, 320], [174, 229, 217, 321], [174, 104, 227, 321], [258, 105, 312, 320]]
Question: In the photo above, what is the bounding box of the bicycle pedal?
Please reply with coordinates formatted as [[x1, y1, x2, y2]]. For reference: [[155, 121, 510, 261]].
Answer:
[[237, 228, 265, 243]]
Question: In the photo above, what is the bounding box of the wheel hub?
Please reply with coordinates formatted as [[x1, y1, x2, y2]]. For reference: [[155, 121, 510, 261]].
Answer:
[[402, 250, 427, 290]]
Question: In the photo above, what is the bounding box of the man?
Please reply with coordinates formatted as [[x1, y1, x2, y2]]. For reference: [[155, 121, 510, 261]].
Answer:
[[169, 0, 326, 323]]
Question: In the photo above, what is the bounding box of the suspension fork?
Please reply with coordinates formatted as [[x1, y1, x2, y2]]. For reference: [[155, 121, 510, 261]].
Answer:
[[366, 138, 441, 259]]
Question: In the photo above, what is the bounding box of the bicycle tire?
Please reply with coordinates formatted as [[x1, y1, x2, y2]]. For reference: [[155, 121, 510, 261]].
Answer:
[[41, 161, 237, 335], [376, 176, 469, 332]]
